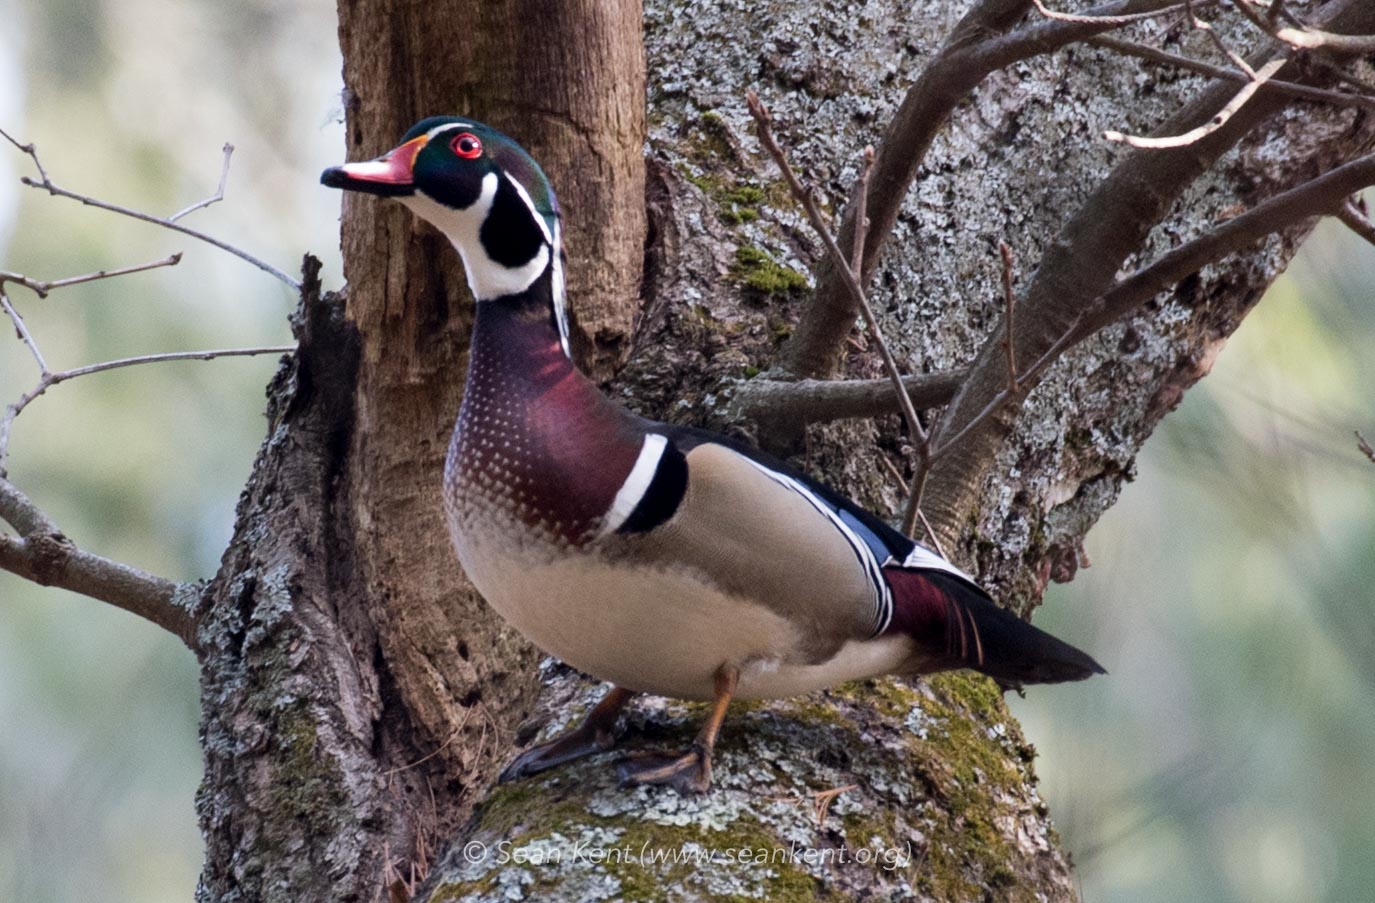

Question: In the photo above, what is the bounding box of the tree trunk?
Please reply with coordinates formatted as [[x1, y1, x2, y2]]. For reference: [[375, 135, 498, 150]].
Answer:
[[188, 1, 1375, 901]]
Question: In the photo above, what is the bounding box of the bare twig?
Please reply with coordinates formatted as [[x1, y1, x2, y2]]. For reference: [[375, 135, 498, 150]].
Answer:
[[1030, 0, 1205, 25], [1074, 152, 1375, 343], [1230, 0, 1375, 52], [876, 452, 908, 493], [1105, 57, 1288, 148], [169, 143, 234, 222], [5, 129, 299, 289], [915, 509, 950, 560], [1274, 23, 1375, 52], [873, 433, 954, 562], [1087, 35, 1375, 110], [1357, 430, 1375, 464], [927, 325, 1084, 463], [1335, 196, 1375, 247], [0, 477, 197, 647], [785, 0, 1204, 378], [732, 371, 965, 427], [811, 783, 859, 825], [747, 92, 931, 458], [749, 91, 946, 538], [0, 345, 294, 477], [0, 254, 183, 299], [1, 125, 49, 185], [1185, 0, 1256, 78], [999, 242, 1019, 392], [0, 287, 49, 373], [50, 345, 296, 383]]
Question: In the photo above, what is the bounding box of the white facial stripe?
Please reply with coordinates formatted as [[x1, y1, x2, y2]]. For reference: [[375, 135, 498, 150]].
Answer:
[[425, 122, 474, 141], [403, 172, 551, 300], [550, 221, 570, 359], [598, 434, 669, 536], [503, 173, 553, 244]]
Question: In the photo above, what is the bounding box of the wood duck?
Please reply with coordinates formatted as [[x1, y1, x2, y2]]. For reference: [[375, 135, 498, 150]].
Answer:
[[322, 117, 1105, 793]]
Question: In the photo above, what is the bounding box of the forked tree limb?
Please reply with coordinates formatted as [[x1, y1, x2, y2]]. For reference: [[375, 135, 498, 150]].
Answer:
[[780, 0, 1210, 379], [0, 477, 198, 647], [921, 0, 1375, 539]]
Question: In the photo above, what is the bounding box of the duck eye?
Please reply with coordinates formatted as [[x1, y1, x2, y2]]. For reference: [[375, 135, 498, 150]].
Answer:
[[451, 133, 482, 159]]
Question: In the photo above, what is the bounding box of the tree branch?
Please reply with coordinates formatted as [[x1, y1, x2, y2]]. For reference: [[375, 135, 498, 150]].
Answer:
[[1274, 22, 1375, 52], [921, 0, 1375, 537], [0, 254, 183, 298], [0, 477, 198, 647], [749, 92, 947, 539], [169, 143, 234, 222], [1074, 152, 1375, 342], [1335, 196, 1375, 247], [1087, 35, 1375, 110], [1104, 57, 1288, 148], [780, 0, 1205, 378], [2, 126, 299, 290], [730, 370, 966, 427], [0, 345, 294, 478]]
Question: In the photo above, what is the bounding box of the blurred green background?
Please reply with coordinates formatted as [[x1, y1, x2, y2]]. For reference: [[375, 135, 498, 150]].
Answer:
[[1, 1, 1371, 901]]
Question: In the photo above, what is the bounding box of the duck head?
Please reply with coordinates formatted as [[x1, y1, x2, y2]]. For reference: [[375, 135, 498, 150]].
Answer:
[[323, 116, 570, 353]]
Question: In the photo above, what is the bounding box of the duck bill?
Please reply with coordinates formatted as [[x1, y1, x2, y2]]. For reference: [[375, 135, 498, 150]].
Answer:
[[320, 135, 427, 197]]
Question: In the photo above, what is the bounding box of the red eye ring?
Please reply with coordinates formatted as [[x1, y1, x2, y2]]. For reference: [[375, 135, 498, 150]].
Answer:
[[451, 132, 482, 159]]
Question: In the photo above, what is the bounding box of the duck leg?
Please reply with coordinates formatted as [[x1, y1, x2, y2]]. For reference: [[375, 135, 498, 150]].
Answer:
[[617, 664, 739, 794], [499, 686, 636, 782]]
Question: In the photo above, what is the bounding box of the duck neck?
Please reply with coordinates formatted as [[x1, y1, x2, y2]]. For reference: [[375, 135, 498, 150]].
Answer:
[[465, 266, 579, 410]]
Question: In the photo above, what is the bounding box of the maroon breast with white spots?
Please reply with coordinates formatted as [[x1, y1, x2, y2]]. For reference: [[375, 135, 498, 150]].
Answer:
[[442, 298, 643, 561]]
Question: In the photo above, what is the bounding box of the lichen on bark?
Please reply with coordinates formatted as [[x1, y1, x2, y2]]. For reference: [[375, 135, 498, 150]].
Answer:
[[419, 666, 1073, 902]]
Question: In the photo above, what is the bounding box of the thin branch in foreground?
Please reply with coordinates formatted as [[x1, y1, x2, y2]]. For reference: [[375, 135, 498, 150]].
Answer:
[[873, 451, 952, 560], [746, 91, 940, 542], [1087, 35, 1375, 111], [0, 477, 197, 647], [1335, 197, 1375, 247], [0, 125, 49, 185], [4, 127, 299, 290], [1274, 22, 1375, 52], [0, 253, 183, 299], [169, 143, 234, 222], [746, 92, 930, 455], [1232, 0, 1375, 53], [1104, 57, 1288, 148], [1184, 0, 1256, 78], [0, 287, 49, 373], [1357, 431, 1375, 465], [1076, 152, 1375, 344], [850, 146, 875, 275], [0, 345, 295, 478], [1031, 0, 1199, 26]]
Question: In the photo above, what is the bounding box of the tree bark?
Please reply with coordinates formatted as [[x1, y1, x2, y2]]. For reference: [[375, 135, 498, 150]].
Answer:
[[194, 2, 644, 900], [183, 1, 1375, 901]]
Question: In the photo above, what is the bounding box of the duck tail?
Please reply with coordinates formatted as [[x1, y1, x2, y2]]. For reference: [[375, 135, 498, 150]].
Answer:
[[883, 566, 1106, 685]]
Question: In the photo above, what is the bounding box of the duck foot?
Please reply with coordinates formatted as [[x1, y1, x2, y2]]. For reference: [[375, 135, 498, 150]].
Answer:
[[615, 663, 739, 794], [617, 743, 713, 794], [499, 686, 635, 783]]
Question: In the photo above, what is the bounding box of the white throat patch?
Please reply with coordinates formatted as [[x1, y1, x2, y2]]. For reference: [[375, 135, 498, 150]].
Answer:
[[401, 171, 551, 302]]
